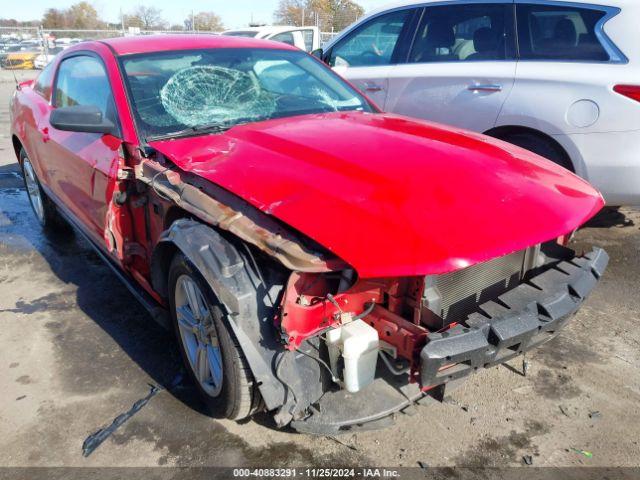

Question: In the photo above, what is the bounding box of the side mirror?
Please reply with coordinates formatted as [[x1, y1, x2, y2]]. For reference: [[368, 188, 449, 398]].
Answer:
[[50, 105, 117, 136], [311, 48, 324, 60]]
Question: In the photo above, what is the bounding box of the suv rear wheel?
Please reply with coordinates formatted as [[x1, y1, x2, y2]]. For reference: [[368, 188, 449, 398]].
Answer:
[[496, 132, 574, 172], [168, 252, 257, 420]]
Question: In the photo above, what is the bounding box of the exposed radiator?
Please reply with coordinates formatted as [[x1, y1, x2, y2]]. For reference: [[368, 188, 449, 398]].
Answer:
[[422, 246, 540, 328]]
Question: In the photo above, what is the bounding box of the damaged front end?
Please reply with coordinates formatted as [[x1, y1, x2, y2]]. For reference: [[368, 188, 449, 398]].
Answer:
[[276, 242, 608, 434], [134, 149, 608, 434]]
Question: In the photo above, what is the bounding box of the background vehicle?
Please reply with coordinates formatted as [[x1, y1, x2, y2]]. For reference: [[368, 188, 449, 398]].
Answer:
[[0, 44, 25, 65], [34, 46, 67, 69], [10, 35, 606, 434], [2, 50, 40, 69], [320, 0, 640, 206], [223, 25, 320, 51]]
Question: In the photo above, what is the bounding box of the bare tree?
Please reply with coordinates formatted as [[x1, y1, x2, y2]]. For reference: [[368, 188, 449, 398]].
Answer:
[[192, 11, 225, 32], [0, 18, 40, 27], [274, 0, 363, 31], [66, 1, 106, 29], [274, 0, 305, 26], [42, 8, 67, 29], [126, 5, 168, 30]]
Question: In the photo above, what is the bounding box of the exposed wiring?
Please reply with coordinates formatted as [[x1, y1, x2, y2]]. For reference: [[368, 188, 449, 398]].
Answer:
[[275, 350, 298, 408], [299, 342, 339, 383], [353, 302, 375, 321], [325, 293, 343, 313], [378, 350, 410, 376], [241, 243, 275, 307], [325, 297, 375, 321]]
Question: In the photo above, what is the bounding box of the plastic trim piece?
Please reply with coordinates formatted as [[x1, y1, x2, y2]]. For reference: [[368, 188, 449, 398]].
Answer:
[[156, 219, 287, 410]]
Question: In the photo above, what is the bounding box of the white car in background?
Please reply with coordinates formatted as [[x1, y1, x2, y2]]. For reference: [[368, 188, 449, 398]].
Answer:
[[34, 46, 66, 69], [222, 26, 321, 52], [320, 0, 639, 206]]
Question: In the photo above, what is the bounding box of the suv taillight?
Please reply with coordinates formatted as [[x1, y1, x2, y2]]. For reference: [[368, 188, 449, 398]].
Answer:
[[614, 85, 640, 103]]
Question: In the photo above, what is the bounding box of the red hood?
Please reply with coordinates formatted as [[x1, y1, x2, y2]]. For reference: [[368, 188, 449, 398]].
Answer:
[[149, 111, 603, 278]]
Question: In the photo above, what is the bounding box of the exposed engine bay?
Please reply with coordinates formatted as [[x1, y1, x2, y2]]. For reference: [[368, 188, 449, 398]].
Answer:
[[275, 242, 607, 433], [279, 244, 546, 386]]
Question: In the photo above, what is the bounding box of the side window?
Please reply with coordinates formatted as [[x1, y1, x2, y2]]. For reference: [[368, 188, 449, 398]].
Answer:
[[33, 61, 55, 101], [517, 4, 610, 62], [329, 9, 413, 67], [271, 32, 296, 46], [409, 3, 513, 63], [54, 55, 116, 122]]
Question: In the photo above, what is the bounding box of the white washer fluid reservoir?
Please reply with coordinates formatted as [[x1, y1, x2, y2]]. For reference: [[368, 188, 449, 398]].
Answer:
[[326, 319, 379, 393]]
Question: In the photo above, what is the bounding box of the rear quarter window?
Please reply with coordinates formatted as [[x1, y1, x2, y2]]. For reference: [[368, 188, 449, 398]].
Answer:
[[516, 4, 611, 62]]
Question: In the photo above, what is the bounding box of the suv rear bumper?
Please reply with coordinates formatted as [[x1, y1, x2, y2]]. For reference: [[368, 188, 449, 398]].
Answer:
[[291, 248, 608, 435], [554, 130, 640, 206]]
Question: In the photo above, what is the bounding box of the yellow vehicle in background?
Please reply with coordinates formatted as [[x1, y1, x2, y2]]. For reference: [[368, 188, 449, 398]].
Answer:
[[2, 51, 39, 69]]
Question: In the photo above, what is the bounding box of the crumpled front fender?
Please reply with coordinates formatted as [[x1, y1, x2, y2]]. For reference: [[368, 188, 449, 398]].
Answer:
[[152, 219, 286, 410]]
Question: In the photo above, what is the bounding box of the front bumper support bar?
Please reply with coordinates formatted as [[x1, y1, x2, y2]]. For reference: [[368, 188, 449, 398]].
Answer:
[[420, 248, 608, 387]]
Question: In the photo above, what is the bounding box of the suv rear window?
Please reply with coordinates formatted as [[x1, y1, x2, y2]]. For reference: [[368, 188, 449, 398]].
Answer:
[[516, 4, 610, 62]]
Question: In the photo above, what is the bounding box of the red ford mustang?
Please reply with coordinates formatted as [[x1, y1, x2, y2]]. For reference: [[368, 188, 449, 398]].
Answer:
[[10, 35, 608, 434]]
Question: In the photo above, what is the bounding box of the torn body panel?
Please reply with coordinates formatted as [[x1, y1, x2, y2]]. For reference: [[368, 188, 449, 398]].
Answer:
[[134, 156, 346, 273]]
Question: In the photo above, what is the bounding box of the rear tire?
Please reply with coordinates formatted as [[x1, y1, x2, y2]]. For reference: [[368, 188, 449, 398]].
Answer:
[[168, 252, 257, 420], [496, 132, 573, 172], [20, 148, 68, 231]]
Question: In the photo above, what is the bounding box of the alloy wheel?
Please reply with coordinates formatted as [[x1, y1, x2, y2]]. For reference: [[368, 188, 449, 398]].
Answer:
[[174, 274, 224, 397]]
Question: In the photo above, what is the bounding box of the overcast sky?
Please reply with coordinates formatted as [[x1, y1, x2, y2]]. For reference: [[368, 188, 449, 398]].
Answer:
[[7, 0, 393, 29]]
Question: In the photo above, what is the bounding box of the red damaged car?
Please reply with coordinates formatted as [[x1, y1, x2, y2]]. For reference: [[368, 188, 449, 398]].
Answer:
[[10, 35, 608, 434]]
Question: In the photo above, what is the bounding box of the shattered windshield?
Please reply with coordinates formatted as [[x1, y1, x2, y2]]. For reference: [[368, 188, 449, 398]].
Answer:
[[121, 48, 373, 140]]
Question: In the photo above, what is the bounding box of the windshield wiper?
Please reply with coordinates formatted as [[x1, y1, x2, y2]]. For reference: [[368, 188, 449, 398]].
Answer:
[[146, 122, 234, 142]]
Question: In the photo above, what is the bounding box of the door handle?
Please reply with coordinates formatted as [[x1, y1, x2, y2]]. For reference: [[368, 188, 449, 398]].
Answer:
[[363, 83, 384, 93], [468, 84, 502, 92], [40, 127, 50, 143]]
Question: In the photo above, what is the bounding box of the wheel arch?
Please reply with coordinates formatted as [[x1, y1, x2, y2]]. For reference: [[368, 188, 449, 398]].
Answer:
[[163, 205, 192, 230], [12, 135, 24, 164], [484, 125, 576, 173], [152, 219, 288, 411]]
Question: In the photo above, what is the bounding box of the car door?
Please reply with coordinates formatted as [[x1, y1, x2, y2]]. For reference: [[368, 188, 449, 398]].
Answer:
[[325, 8, 421, 109], [385, 2, 517, 133], [39, 52, 123, 245]]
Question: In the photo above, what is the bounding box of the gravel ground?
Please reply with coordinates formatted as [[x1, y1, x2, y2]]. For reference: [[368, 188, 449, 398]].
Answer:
[[0, 70, 639, 470]]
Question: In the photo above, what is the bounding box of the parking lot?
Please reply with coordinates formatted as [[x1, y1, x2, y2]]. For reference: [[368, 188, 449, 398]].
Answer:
[[1, 69, 639, 469]]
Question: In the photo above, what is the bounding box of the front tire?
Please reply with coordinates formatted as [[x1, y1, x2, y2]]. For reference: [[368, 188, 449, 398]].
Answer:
[[168, 252, 257, 420]]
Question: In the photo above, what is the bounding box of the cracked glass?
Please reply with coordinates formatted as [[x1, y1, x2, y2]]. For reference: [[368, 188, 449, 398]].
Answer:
[[121, 48, 373, 141]]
